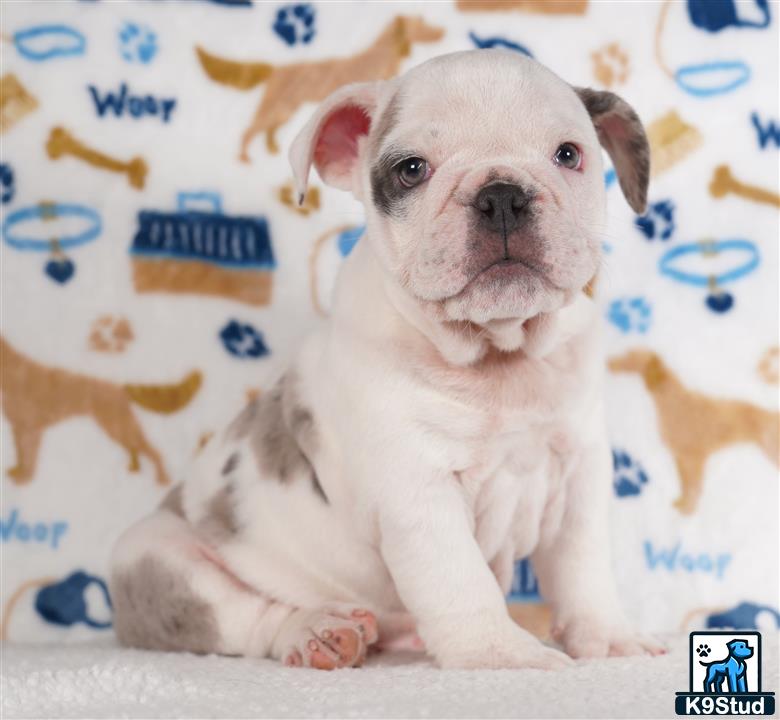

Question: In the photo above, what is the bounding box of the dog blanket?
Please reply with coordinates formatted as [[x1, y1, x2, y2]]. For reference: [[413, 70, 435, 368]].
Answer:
[[3, 635, 776, 719], [1, 0, 778, 652]]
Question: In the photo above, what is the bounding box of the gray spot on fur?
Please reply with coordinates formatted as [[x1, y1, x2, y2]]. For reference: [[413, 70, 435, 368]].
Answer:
[[111, 555, 219, 654], [225, 374, 327, 502], [221, 452, 240, 476], [198, 483, 240, 541], [310, 470, 328, 503], [371, 151, 417, 219], [575, 87, 649, 214], [226, 399, 259, 441], [158, 485, 184, 517]]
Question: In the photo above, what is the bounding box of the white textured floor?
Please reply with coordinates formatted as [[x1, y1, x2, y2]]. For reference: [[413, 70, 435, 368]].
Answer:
[[2, 635, 777, 719]]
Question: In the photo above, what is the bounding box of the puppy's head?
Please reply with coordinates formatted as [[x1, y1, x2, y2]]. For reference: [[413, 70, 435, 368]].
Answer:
[[291, 50, 648, 326]]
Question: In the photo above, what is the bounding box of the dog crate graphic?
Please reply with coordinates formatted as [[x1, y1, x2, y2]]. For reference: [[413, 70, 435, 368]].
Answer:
[[130, 192, 275, 306]]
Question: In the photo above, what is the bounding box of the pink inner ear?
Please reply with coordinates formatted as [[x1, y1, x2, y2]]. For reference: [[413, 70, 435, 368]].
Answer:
[[599, 113, 629, 141], [313, 105, 372, 181]]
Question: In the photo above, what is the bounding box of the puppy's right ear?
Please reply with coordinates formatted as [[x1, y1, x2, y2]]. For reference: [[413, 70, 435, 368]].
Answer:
[[289, 82, 381, 203]]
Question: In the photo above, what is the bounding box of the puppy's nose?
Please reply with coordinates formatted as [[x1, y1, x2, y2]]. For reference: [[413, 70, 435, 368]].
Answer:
[[474, 183, 532, 234]]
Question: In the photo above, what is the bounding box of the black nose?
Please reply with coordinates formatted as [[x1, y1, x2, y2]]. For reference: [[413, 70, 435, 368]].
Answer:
[[474, 183, 532, 235]]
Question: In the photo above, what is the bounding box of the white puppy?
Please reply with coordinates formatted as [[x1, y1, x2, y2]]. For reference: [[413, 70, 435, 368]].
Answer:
[[111, 49, 662, 670]]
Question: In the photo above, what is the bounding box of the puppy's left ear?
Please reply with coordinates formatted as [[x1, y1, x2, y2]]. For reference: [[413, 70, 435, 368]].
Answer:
[[289, 81, 381, 202], [575, 88, 650, 214]]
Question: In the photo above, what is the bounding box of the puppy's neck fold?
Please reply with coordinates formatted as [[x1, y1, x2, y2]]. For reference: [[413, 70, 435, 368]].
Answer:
[[342, 241, 583, 368]]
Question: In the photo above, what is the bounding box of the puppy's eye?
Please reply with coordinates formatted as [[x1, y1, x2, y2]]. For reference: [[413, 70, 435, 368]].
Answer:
[[396, 157, 430, 188], [553, 143, 582, 170]]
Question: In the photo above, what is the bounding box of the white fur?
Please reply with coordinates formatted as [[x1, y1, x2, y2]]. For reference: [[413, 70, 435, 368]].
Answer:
[[112, 50, 661, 669]]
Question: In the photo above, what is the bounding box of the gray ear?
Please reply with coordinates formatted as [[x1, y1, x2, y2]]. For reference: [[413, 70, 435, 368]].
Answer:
[[575, 88, 650, 214]]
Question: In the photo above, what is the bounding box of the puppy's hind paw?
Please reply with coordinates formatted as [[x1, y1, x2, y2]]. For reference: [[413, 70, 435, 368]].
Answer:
[[278, 606, 379, 670]]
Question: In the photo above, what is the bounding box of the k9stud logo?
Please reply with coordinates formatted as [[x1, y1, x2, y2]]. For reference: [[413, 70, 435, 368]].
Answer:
[[676, 631, 775, 715]]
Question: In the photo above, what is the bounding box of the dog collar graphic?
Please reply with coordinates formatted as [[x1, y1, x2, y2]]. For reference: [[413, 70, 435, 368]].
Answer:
[[13, 24, 86, 62], [2, 202, 102, 284], [655, 0, 758, 97], [659, 238, 760, 313]]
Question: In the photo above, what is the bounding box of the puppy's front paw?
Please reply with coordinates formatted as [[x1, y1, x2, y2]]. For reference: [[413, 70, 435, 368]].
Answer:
[[554, 618, 666, 659], [439, 624, 573, 670]]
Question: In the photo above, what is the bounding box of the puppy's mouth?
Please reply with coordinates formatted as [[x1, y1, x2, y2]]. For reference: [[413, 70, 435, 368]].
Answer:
[[459, 255, 554, 294], [480, 257, 544, 280]]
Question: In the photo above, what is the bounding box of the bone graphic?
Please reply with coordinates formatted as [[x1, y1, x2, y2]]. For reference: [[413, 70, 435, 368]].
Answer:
[[709, 164, 780, 208], [46, 126, 148, 189]]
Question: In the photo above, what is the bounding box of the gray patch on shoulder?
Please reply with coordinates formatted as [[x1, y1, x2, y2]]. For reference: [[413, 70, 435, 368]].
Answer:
[[111, 555, 220, 654], [239, 373, 328, 502], [158, 485, 184, 518], [197, 483, 240, 541]]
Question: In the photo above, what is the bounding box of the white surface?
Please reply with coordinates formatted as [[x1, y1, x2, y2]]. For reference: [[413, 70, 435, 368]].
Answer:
[[3, 635, 777, 719]]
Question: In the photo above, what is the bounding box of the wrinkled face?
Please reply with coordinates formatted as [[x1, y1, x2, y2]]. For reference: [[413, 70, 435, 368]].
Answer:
[[291, 50, 649, 326]]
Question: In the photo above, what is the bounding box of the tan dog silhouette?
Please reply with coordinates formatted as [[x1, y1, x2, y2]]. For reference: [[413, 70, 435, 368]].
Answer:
[[1, 337, 202, 486], [456, 0, 587, 13], [196, 16, 444, 162], [609, 349, 779, 514]]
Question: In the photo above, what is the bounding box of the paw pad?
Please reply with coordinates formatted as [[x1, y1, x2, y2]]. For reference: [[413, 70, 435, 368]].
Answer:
[[697, 643, 711, 657]]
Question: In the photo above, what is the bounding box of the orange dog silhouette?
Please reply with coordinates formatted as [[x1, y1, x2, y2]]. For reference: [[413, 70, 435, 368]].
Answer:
[[609, 349, 779, 514], [1, 337, 201, 486], [196, 16, 444, 162]]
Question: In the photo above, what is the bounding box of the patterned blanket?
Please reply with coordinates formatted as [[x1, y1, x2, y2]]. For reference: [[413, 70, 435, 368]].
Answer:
[[1, 0, 778, 646]]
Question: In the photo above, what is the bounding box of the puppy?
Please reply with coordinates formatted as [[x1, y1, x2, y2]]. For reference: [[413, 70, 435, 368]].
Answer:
[[111, 50, 663, 670]]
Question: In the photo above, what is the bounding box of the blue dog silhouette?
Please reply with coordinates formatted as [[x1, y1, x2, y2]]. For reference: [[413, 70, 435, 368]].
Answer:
[[701, 639, 753, 693]]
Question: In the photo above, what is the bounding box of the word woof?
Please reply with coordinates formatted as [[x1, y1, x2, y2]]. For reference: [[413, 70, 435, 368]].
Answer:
[[0, 508, 68, 549], [644, 540, 731, 579], [88, 83, 176, 123]]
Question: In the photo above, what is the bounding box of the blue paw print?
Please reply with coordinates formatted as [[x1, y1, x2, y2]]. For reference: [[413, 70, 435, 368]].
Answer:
[[607, 297, 652, 334], [220, 320, 269, 359], [119, 21, 158, 64], [635, 200, 675, 241], [0, 163, 14, 204], [612, 449, 649, 498], [273, 3, 316, 46]]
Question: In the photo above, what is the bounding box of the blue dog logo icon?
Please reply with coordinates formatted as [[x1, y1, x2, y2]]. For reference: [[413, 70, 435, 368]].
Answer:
[[699, 639, 753, 693], [676, 631, 775, 715]]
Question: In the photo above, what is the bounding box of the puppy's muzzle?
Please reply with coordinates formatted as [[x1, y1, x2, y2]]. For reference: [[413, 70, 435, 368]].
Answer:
[[473, 182, 533, 238]]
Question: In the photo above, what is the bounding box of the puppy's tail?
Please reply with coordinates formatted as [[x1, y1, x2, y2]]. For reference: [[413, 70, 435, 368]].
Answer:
[[124, 371, 202, 415], [196, 46, 274, 90]]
